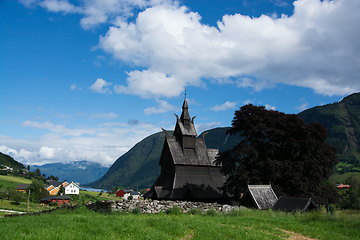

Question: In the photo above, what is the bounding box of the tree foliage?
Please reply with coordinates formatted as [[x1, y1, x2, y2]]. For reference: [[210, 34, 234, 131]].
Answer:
[[216, 104, 339, 205], [26, 179, 49, 202]]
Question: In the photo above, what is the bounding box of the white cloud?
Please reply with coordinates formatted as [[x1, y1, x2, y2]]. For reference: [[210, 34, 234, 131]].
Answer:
[[21, 0, 360, 97], [22, 120, 97, 137], [91, 112, 119, 118], [195, 121, 222, 134], [243, 99, 252, 105], [39, 146, 56, 159], [70, 83, 78, 90], [20, 0, 172, 29], [144, 99, 177, 115], [39, 0, 81, 13], [265, 104, 276, 110], [210, 101, 237, 111], [97, 0, 360, 98], [1, 120, 161, 166], [296, 102, 309, 111], [89, 78, 112, 94]]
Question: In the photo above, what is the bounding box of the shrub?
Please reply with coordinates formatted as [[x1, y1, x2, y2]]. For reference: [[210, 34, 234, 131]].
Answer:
[[166, 206, 182, 215], [204, 208, 218, 217], [132, 207, 141, 214], [188, 208, 202, 215]]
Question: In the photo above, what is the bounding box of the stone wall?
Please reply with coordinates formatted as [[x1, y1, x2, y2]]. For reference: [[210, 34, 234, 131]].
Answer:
[[86, 199, 240, 214]]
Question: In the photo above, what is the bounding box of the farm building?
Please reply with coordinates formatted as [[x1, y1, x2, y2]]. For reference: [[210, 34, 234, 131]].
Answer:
[[116, 189, 140, 200], [272, 197, 319, 213], [241, 185, 278, 209], [40, 195, 71, 205], [16, 184, 30, 193]]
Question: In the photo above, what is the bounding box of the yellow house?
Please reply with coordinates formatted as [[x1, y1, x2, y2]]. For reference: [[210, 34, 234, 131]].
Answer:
[[46, 181, 69, 195], [16, 184, 30, 193]]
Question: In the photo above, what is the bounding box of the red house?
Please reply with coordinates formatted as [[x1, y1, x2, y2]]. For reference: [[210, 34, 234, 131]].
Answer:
[[116, 189, 127, 197], [40, 195, 71, 205]]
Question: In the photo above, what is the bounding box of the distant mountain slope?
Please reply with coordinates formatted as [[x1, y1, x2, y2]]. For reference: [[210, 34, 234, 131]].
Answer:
[[89, 93, 360, 189], [0, 152, 24, 170], [298, 92, 360, 166], [31, 161, 108, 185], [87, 128, 241, 189]]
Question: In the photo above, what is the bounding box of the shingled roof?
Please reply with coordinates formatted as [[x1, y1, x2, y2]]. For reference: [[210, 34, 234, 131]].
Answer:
[[241, 185, 278, 209], [144, 98, 228, 202], [272, 197, 319, 213]]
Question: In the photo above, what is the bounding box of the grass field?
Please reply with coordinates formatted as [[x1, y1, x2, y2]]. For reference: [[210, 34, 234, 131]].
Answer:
[[331, 171, 360, 183], [0, 175, 32, 189], [0, 206, 359, 240]]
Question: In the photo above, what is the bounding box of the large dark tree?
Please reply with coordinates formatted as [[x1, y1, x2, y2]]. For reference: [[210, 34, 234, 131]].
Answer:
[[216, 104, 339, 205]]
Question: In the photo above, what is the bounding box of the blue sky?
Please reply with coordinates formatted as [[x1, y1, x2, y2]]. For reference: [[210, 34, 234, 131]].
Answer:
[[1, 0, 359, 167]]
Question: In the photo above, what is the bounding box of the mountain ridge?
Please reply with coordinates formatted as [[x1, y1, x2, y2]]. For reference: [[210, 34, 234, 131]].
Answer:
[[88, 92, 360, 189]]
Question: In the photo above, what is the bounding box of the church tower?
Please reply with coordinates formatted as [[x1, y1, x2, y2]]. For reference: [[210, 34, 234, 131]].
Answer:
[[144, 98, 228, 202]]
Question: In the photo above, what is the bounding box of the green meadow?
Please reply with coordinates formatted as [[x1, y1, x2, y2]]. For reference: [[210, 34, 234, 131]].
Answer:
[[1, 206, 359, 240], [0, 175, 32, 189]]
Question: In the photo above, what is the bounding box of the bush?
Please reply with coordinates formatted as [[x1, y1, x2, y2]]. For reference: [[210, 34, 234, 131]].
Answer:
[[132, 207, 141, 214], [204, 208, 218, 217], [188, 208, 202, 215], [165, 206, 182, 215]]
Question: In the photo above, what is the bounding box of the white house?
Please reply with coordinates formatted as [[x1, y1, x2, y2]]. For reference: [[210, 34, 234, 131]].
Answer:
[[64, 181, 80, 195]]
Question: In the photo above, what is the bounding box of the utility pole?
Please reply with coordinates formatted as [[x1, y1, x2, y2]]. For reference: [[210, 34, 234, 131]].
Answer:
[[26, 189, 30, 212]]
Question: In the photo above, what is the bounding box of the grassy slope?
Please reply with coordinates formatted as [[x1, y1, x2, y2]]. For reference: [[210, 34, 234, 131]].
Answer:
[[0, 175, 32, 189], [0, 206, 359, 240]]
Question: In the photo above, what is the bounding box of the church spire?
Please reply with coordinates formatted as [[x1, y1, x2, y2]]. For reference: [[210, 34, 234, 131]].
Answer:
[[180, 89, 191, 125]]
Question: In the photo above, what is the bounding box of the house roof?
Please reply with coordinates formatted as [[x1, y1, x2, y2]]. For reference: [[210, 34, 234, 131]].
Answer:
[[40, 195, 71, 201], [16, 184, 30, 190], [64, 182, 80, 189], [241, 185, 278, 209], [47, 180, 63, 187], [272, 197, 319, 212]]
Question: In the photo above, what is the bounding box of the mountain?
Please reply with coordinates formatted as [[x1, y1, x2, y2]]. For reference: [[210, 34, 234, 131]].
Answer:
[[88, 92, 360, 189], [87, 127, 241, 189], [0, 152, 25, 170], [31, 161, 109, 185], [298, 92, 360, 168]]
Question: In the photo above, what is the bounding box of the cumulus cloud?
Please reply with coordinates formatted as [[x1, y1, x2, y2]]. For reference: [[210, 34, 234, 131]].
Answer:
[[1, 120, 161, 166], [89, 78, 112, 94], [97, 0, 360, 98], [144, 99, 177, 115], [21, 0, 360, 97], [210, 101, 237, 111]]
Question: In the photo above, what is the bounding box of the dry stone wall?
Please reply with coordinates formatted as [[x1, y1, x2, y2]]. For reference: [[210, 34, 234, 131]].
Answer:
[[86, 199, 240, 214]]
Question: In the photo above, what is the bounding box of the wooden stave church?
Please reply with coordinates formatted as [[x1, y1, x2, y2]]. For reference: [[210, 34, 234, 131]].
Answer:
[[144, 98, 229, 203]]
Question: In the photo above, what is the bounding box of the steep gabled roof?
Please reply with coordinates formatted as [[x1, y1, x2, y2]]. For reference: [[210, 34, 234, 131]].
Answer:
[[165, 136, 218, 166], [272, 197, 319, 212], [241, 185, 278, 209]]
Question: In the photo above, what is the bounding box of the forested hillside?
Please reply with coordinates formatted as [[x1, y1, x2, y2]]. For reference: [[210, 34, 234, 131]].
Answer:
[[65, 92, 360, 190], [87, 128, 242, 189], [0, 152, 25, 170], [298, 92, 360, 171]]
